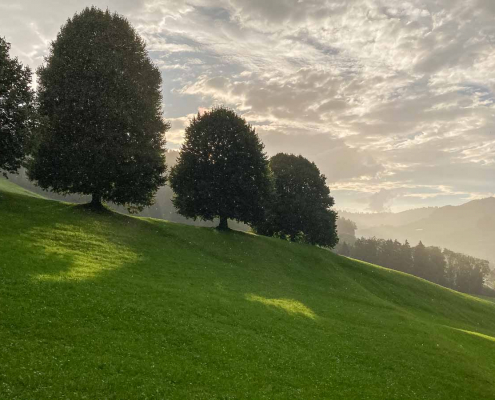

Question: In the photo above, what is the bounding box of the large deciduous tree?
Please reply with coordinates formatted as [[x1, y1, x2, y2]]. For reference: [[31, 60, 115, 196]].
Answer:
[[254, 153, 338, 247], [0, 37, 35, 177], [28, 7, 168, 212], [169, 107, 272, 230]]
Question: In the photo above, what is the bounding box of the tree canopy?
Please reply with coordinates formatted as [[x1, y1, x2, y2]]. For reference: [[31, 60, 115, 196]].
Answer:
[[28, 7, 168, 212], [169, 107, 272, 229], [0, 37, 35, 177], [254, 153, 338, 247], [336, 237, 490, 294]]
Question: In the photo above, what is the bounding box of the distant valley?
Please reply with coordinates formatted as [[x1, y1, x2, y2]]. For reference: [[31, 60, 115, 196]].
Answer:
[[340, 198, 495, 266]]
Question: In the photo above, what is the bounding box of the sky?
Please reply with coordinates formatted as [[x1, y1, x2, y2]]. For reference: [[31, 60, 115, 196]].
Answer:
[[1, 0, 495, 212]]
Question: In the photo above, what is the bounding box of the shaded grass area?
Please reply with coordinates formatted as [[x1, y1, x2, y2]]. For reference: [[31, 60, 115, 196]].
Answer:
[[0, 177, 44, 199], [1, 183, 495, 399], [477, 295, 495, 304]]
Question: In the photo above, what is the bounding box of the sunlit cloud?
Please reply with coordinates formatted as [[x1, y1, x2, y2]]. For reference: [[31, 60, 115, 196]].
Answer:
[[2, 0, 495, 211]]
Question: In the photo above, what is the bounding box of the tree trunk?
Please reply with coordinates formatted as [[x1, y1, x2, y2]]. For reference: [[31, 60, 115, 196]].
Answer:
[[90, 193, 103, 209], [218, 216, 229, 230]]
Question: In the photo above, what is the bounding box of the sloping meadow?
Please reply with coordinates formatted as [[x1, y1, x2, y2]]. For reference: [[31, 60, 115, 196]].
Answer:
[[1, 180, 495, 399]]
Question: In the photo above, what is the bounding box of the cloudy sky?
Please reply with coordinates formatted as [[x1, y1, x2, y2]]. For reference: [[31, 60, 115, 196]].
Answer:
[[2, 0, 495, 212]]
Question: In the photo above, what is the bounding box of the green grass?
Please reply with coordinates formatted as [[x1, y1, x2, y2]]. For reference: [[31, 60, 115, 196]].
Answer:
[[0, 177, 44, 198], [477, 295, 495, 304], [1, 182, 495, 399]]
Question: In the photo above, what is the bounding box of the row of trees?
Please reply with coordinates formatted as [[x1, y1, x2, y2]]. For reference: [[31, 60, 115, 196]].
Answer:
[[1, 7, 338, 247], [337, 237, 490, 294]]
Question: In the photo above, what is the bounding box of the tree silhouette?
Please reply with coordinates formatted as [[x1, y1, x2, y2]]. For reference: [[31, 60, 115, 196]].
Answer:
[[28, 7, 168, 212], [0, 37, 35, 177], [169, 107, 272, 230], [412, 241, 429, 279], [254, 153, 338, 247]]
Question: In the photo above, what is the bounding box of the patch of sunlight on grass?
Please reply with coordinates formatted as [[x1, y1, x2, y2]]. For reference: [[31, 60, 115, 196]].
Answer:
[[27, 225, 140, 281], [246, 294, 316, 319], [447, 327, 495, 343]]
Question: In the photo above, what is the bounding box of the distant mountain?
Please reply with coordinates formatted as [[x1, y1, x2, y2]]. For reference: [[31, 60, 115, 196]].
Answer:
[[339, 207, 437, 230], [343, 198, 495, 265]]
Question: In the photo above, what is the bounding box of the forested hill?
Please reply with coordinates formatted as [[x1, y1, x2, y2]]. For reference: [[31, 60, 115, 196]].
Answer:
[[2, 180, 495, 399], [342, 198, 495, 265]]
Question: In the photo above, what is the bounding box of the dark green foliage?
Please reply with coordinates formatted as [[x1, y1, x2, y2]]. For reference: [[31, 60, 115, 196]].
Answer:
[[169, 107, 272, 229], [379, 239, 403, 271], [338, 237, 490, 294], [254, 153, 338, 247], [426, 246, 447, 285], [351, 237, 379, 264], [411, 243, 445, 285], [0, 37, 35, 177], [412, 241, 430, 279], [28, 7, 168, 212], [401, 240, 413, 274], [444, 249, 490, 294]]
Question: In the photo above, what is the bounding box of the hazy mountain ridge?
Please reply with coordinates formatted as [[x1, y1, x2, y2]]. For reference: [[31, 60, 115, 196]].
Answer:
[[343, 198, 495, 265], [338, 207, 437, 230]]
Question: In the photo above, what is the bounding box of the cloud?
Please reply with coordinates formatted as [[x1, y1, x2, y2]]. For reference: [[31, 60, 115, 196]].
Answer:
[[259, 130, 383, 183], [3, 0, 495, 211], [166, 113, 195, 148]]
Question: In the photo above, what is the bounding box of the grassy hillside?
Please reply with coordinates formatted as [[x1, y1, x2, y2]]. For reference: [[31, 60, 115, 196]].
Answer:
[[0, 177, 44, 198], [1, 182, 495, 399], [6, 169, 250, 231]]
